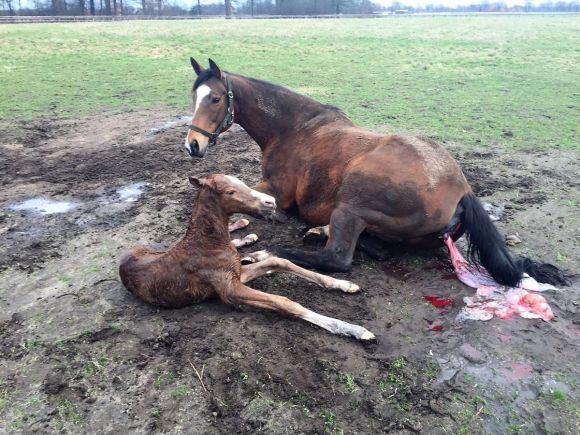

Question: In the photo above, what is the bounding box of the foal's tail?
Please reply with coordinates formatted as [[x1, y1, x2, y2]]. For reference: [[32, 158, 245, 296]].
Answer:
[[459, 192, 568, 287]]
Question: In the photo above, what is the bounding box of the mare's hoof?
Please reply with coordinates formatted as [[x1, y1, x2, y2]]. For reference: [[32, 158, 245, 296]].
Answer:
[[303, 227, 328, 244]]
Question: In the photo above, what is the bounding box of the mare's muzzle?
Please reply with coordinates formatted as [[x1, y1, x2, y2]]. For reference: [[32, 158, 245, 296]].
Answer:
[[186, 139, 206, 158]]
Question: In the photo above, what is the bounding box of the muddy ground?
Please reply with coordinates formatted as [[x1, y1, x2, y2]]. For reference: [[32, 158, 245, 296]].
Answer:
[[0, 109, 578, 434]]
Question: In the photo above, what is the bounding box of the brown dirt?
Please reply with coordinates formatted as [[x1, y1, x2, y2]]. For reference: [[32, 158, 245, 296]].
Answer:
[[0, 109, 578, 434]]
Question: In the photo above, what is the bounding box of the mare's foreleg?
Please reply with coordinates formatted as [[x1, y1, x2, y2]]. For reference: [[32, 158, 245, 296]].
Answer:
[[240, 256, 360, 293], [274, 208, 366, 272], [225, 284, 374, 340]]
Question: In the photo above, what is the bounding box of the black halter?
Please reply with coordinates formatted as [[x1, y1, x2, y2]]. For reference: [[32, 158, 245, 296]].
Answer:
[[188, 73, 234, 146]]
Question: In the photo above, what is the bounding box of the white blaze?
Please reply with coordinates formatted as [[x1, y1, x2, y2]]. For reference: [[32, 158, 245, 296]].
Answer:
[[185, 85, 212, 153], [193, 85, 211, 116], [224, 175, 276, 207]]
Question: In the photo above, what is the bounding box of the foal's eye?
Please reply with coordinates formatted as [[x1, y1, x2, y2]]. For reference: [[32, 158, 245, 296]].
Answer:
[[227, 191, 235, 195], [211, 96, 221, 104]]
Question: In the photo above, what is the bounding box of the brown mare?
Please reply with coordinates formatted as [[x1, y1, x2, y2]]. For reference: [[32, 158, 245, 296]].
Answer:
[[119, 174, 375, 341], [184, 58, 566, 288]]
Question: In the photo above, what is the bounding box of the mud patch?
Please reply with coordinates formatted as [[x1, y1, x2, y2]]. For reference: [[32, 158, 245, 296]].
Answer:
[[0, 110, 578, 434]]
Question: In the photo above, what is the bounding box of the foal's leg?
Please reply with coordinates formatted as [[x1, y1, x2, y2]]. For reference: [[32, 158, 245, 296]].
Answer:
[[240, 257, 360, 293], [229, 219, 250, 233], [231, 234, 258, 248], [227, 284, 374, 340], [274, 207, 366, 272]]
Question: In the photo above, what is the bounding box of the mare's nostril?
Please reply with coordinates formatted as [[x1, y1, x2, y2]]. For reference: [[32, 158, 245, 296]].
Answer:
[[190, 140, 199, 154]]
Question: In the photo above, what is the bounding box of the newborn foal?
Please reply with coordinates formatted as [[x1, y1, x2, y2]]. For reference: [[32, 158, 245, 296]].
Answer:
[[119, 174, 374, 341]]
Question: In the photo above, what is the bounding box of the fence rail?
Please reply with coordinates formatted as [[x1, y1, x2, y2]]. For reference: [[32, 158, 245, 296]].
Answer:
[[0, 12, 578, 24]]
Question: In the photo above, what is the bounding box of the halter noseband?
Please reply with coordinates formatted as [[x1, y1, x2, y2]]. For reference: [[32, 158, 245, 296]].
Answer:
[[188, 73, 234, 146]]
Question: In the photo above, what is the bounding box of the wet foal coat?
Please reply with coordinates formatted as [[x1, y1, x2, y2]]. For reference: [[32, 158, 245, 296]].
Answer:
[[119, 174, 374, 340]]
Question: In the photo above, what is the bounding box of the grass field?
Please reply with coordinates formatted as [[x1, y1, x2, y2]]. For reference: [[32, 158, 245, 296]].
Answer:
[[0, 16, 578, 149]]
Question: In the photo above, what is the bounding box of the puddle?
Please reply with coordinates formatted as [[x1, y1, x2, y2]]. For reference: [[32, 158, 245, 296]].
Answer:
[[10, 198, 77, 215], [117, 182, 148, 202], [482, 202, 504, 222], [8, 182, 149, 222], [149, 115, 191, 135]]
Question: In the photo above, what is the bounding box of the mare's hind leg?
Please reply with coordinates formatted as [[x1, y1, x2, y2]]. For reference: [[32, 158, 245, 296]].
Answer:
[[303, 225, 329, 244], [240, 257, 360, 293], [226, 283, 374, 340], [274, 207, 366, 272]]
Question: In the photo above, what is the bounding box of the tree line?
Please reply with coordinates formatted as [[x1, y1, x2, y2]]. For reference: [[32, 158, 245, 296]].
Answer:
[[1, 0, 578, 16]]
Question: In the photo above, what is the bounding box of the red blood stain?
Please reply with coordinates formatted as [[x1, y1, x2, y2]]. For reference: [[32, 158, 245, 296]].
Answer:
[[430, 324, 444, 331], [424, 295, 454, 308]]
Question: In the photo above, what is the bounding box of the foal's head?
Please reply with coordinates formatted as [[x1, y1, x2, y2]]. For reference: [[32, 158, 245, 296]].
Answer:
[[185, 58, 234, 158], [189, 174, 276, 218]]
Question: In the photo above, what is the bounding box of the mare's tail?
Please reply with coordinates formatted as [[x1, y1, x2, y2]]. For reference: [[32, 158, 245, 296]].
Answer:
[[459, 192, 568, 287]]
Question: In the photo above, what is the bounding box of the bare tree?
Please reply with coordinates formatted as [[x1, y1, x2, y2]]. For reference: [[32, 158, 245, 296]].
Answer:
[[5, 0, 14, 14], [225, 0, 232, 16]]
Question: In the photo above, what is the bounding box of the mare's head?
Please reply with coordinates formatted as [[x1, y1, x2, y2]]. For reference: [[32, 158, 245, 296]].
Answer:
[[185, 58, 234, 158], [189, 174, 276, 218]]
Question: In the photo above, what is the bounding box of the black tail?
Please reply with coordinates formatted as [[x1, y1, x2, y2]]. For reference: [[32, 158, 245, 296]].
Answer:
[[460, 192, 568, 287]]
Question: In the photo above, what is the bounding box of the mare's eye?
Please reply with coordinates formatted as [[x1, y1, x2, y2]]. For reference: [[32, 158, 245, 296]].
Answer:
[[211, 96, 221, 104]]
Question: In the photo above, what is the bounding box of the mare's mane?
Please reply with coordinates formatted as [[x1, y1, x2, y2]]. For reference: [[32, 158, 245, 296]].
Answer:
[[193, 69, 345, 118]]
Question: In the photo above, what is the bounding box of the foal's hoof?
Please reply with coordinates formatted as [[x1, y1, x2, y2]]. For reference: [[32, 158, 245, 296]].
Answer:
[[241, 249, 271, 264], [335, 280, 361, 294], [360, 330, 376, 341], [229, 218, 250, 233]]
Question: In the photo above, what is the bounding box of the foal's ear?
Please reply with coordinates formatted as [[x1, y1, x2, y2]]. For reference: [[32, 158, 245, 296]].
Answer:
[[190, 57, 203, 76], [189, 176, 207, 188], [208, 58, 223, 80]]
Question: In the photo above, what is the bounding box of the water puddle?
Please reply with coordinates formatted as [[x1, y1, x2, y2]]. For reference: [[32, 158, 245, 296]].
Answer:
[[149, 115, 191, 135], [10, 198, 77, 215], [117, 182, 147, 202], [8, 182, 149, 221], [482, 202, 504, 222]]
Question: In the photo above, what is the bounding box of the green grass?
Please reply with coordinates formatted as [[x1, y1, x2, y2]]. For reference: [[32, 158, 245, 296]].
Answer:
[[0, 17, 578, 149]]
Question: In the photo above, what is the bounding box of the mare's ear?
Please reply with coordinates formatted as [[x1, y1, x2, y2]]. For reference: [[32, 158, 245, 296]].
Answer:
[[190, 57, 203, 76], [189, 176, 207, 188], [208, 58, 223, 80]]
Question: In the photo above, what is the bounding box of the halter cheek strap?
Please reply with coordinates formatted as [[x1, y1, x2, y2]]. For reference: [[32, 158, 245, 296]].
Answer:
[[188, 73, 235, 146]]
